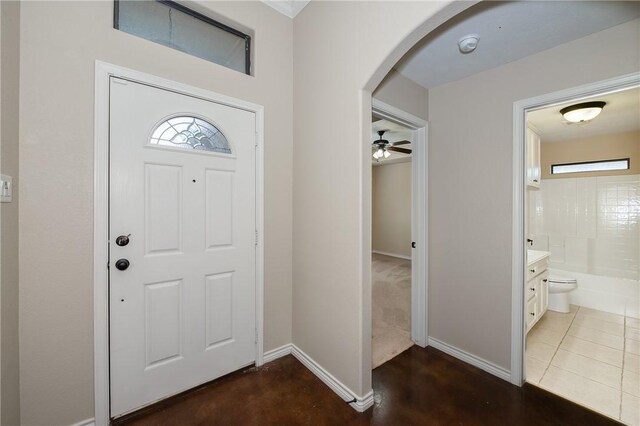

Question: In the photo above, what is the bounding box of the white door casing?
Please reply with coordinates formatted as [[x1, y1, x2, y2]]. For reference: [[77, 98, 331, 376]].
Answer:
[[371, 99, 428, 348], [511, 72, 640, 386], [109, 77, 257, 416]]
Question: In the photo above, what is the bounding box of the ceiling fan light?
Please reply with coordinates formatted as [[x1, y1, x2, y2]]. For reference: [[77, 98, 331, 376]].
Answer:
[[373, 149, 383, 159], [383, 150, 391, 158], [560, 101, 606, 123]]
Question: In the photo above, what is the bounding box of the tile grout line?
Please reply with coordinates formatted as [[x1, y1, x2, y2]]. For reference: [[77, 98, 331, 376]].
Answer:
[[566, 320, 626, 352], [559, 326, 625, 369], [537, 308, 639, 422], [618, 315, 627, 420], [538, 306, 580, 385], [543, 307, 626, 422], [571, 317, 626, 339], [618, 314, 633, 421]]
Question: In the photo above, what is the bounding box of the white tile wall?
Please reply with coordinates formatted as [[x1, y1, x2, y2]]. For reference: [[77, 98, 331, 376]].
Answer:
[[529, 174, 640, 280], [577, 177, 597, 239]]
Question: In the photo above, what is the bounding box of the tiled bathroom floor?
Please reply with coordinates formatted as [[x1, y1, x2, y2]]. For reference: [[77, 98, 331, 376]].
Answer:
[[526, 305, 639, 425]]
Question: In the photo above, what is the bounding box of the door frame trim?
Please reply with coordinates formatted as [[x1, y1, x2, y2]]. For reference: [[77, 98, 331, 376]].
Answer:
[[93, 61, 265, 424], [510, 72, 640, 386], [371, 99, 428, 348]]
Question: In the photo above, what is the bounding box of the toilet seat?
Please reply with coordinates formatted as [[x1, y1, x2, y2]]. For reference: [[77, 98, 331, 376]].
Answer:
[[548, 276, 577, 284]]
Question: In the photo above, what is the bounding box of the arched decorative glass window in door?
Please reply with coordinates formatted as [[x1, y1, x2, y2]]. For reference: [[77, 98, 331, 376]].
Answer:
[[149, 116, 232, 154]]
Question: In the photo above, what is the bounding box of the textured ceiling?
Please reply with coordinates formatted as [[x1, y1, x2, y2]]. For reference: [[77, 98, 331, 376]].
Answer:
[[396, 1, 640, 89]]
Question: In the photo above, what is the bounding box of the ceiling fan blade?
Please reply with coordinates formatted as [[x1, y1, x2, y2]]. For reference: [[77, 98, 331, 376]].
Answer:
[[392, 140, 411, 146], [388, 147, 412, 154]]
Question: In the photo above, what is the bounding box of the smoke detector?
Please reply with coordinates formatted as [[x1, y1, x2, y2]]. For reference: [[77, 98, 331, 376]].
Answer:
[[458, 34, 480, 54]]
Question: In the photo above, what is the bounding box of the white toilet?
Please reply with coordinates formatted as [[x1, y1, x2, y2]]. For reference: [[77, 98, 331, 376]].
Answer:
[[547, 276, 578, 313]]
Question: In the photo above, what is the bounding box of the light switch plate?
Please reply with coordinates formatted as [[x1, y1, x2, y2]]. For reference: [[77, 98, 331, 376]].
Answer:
[[0, 174, 13, 202]]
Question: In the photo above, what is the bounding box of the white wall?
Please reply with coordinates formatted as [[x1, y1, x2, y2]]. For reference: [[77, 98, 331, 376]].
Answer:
[[372, 162, 412, 258], [0, 1, 20, 425], [530, 175, 640, 280], [428, 19, 640, 368], [19, 2, 292, 424]]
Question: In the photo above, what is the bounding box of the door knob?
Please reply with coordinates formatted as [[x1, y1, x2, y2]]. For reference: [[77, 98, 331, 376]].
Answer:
[[115, 259, 130, 271], [116, 234, 131, 247]]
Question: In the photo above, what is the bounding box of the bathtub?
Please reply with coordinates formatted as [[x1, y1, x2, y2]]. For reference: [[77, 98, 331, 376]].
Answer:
[[549, 268, 640, 319]]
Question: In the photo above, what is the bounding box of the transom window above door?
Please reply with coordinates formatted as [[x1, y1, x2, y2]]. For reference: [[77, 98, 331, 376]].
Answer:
[[149, 116, 232, 154], [114, 0, 252, 75]]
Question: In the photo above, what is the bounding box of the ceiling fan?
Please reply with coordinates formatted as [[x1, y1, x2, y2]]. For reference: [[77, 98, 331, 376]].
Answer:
[[372, 130, 411, 161]]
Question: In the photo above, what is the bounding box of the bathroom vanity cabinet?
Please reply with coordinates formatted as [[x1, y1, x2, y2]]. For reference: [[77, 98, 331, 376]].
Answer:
[[526, 252, 549, 333], [526, 127, 541, 189]]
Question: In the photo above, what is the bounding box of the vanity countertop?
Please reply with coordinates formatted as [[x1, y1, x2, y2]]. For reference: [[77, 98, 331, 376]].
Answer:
[[527, 249, 550, 266]]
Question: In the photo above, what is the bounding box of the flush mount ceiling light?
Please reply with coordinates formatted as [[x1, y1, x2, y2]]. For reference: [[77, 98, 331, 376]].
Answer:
[[560, 101, 606, 123], [458, 34, 479, 54]]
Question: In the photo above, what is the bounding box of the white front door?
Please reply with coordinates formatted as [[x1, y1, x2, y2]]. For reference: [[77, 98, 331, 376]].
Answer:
[[109, 77, 257, 417]]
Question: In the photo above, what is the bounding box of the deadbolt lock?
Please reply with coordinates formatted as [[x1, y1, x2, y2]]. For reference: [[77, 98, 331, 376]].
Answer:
[[116, 234, 131, 247]]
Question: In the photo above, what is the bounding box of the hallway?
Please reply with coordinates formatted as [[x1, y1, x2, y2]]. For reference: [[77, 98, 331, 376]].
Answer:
[[116, 346, 617, 425]]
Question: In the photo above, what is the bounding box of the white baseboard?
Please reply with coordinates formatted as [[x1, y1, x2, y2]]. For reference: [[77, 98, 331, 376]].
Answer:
[[372, 250, 411, 261], [428, 337, 511, 383], [262, 344, 293, 364], [291, 344, 374, 412], [70, 418, 95, 426], [352, 390, 374, 412], [86, 343, 370, 423]]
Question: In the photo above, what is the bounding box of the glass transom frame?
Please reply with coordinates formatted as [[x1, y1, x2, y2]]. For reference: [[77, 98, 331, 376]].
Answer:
[[149, 115, 232, 154]]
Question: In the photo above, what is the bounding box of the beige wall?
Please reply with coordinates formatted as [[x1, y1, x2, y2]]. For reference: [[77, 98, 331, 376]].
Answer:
[[15, 2, 638, 422], [541, 130, 640, 179], [372, 162, 412, 257], [428, 19, 639, 368], [373, 69, 429, 120], [371, 68, 426, 259], [1, 2, 20, 425], [293, 0, 472, 397], [19, 2, 292, 424]]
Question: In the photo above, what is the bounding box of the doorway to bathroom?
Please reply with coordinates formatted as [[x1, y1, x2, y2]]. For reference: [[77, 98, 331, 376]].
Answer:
[[515, 75, 640, 424], [370, 100, 427, 369]]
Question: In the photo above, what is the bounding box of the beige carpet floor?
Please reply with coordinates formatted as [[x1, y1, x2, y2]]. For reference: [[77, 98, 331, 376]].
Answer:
[[372, 253, 414, 369]]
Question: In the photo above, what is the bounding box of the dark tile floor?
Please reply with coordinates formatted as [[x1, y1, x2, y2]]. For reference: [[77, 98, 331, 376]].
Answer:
[[115, 345, 620, 425]]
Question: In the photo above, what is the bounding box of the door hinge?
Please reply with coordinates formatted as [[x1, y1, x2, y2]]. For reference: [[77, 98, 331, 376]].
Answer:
[[255, 132, 258, 147]]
